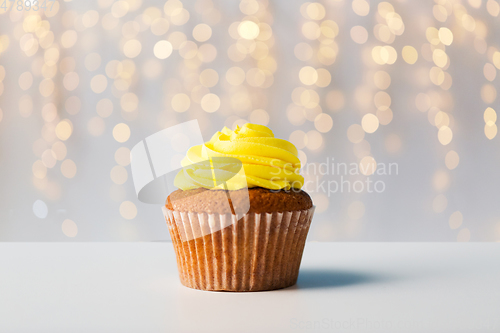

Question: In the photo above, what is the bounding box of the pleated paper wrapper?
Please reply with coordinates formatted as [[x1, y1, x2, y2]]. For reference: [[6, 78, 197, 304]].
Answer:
[[163, 207, 315, 292]]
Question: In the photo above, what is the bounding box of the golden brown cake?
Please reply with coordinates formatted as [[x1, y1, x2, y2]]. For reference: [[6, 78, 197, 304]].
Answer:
[[166, 187, 313, 214]]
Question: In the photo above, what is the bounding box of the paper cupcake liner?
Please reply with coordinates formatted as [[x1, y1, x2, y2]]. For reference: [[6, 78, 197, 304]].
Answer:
[[164, 207, 315, 292]]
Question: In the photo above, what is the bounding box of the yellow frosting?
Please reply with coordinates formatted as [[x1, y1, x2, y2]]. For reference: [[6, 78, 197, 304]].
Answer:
[[174, 123, 304, 190]]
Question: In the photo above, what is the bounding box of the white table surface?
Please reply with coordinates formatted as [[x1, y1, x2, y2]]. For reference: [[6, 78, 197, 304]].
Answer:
[[1, 242, 499, 333]]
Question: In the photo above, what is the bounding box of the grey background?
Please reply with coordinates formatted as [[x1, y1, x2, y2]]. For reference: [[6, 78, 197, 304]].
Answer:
[[0, 0, 499, 241]]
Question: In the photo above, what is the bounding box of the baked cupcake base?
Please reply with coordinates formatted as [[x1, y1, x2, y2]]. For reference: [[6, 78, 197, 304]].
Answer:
[[164, 207, 314, 292]]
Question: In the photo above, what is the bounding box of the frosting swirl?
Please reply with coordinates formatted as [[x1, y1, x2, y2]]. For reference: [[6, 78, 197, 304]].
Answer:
[[174, 123, 304, 190]]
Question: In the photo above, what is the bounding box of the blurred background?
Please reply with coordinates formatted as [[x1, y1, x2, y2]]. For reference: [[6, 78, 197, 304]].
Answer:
[[1, 0, 499, 241]]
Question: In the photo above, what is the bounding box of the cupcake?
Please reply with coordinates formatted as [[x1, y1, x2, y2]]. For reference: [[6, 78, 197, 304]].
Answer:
[[163, 123, 314, 291]]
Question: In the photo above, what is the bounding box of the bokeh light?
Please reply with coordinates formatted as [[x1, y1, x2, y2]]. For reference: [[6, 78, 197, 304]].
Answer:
[[115, 147, 131, 166], [55, 120, 73, 141], [449, 211, 463, 229], [113, 123, 131, 143], [445, 150, 460, 170], [201, 93, 221, 113], [362, 114, 380, 133], [33, 200, 48, 219], [61, 159, 77, 179], [347, 124, 365, 143], [193, 23, 212, 42], [438, 126, 453, 145], [433, 194, 448, 213], [352, 0, 370, 16], [90, 74, 108, 93], [96, 99, 114, 118], [171, 93, 191, 112], [111, 165, 128, 185], [120, 201, 137, 219], [359, 156, 377, 176], [402, 46, 418, 64], [457, 228, 471, 242], [238, 21, 260, 40], [350, 26, 368, 44], [62, 219, 78, 238], [314, 113, 333, 133]]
